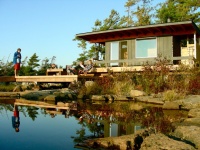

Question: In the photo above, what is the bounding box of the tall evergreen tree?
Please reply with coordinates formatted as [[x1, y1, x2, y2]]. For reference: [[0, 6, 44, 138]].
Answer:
[[92, 9, 127, 31], [128, 0, 154, 26], [156, 0, 200, 24], [23, 53, 40, 76], [124, 0, 136, 26]]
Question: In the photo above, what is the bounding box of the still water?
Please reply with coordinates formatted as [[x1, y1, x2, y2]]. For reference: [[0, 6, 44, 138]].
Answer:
[[0, 99, 188, 150], [0, 100, 92, 150]]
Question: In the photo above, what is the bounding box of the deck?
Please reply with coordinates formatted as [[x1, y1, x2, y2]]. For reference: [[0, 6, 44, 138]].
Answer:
[[0, 65, 179, 83], [14, 99, 77, 110], [0, 75, 78, 83]]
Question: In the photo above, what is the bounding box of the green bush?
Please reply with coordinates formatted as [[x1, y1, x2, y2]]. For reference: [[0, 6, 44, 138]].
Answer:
[[0, 83, 15, 92]]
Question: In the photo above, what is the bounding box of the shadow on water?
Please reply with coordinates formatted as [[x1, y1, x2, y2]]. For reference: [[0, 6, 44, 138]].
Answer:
[[0, 98, 188, 149]]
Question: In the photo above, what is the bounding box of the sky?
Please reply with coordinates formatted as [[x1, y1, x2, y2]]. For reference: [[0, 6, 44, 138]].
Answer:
[[0, 0, 162, 67]]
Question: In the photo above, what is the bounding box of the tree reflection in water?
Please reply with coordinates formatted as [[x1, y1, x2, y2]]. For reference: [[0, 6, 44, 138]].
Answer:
[[73, 101, 187, 144], [0, 99, 187, 148]]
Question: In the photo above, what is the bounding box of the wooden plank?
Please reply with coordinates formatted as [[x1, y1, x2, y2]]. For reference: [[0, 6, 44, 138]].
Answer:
[[0, 76, 16, 82], [91, 66, 143, 73], [46, 69, 63, 72], [15, 75, 78, 82], [46, 68, 63, 75]]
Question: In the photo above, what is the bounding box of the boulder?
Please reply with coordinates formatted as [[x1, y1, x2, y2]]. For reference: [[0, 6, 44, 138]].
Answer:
[[130, 90, 146, 97], [141, 133, 195, 150], [173, 126, 200, 149], [91, 95, 105, 100], [188, 108, 200, 118], [163, 101, 181, 110], [57, 102, 65, 107], [183, 118, 200, 126], [44, 95, 56, 101], [175, 95, 200, 109]]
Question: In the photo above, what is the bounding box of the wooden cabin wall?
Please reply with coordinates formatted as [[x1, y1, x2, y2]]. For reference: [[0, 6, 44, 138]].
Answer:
[[196, 38, 200, 63], [105, 42, 111, 66], [105, 36, 174, 66], [157, 36, 173, 60], [127, 39, 135, 65]]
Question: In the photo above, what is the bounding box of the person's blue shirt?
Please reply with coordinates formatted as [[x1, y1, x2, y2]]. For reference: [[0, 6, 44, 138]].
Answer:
[[13, 51, 21, 64], [12, 116, 20, 128]]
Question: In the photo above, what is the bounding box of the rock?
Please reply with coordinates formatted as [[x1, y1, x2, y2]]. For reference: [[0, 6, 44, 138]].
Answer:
[[182, 118, 200, 126], [91, 95, 105, 100], [130, 90, 146, 97], [135, 96, 164, 105], [188, 108, 200, 118], [65, 103, 70, 107], [141, 133, 195, 150], [57, 102, 65, 106], [173, 126, 200, 149], [175, 95, 200, 109], [52, 91, 61, 96], [163, 101, 181, 110], [115, 95, 130, 101], [44, 95, 56, 101]]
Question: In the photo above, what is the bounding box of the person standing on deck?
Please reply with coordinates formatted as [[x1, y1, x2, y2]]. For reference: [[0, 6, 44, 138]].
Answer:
[[12, 105, 20, 132], [13, 48, 22, 76]]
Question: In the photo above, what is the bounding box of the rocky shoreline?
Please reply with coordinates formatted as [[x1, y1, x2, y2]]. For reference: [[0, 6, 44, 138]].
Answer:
[[1, 88, 200, 149], [75, 94, 200, 150]]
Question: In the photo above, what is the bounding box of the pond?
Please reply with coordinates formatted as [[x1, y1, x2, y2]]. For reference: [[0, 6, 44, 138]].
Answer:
[[0, 98, 188, 150]]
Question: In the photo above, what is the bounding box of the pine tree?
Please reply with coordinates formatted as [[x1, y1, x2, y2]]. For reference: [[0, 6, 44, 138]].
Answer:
[[24, 53, 40, 76]]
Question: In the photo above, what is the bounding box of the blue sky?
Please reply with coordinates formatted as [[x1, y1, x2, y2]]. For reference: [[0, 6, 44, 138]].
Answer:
[[0, 0, 162, 67]]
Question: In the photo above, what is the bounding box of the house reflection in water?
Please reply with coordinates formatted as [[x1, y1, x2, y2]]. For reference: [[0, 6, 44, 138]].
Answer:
[[102, 116, 141, 137], [77, 102, 187, 138], [9, 99, 186, 139], [78, 108, 143, 138]]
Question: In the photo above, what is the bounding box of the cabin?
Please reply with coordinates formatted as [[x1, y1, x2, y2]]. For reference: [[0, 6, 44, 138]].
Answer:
[[2, 21, 200, 84], [76, 20, 200, 71]]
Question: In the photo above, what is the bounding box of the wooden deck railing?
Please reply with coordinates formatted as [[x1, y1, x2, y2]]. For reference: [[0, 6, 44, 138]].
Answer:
[[93, 56, 194, 67]]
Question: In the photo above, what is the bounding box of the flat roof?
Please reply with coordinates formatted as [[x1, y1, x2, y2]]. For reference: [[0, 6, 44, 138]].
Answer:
[[76, 20, 200, 44]]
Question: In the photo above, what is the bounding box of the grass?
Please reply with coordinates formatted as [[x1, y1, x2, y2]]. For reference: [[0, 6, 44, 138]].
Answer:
[[163, 90, 186, 101]]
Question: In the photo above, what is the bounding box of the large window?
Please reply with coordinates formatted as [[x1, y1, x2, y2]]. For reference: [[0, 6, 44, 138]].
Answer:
[[110, 41, 128, 66], [110, 41, 119, 66], [135, 38, 157, 58]]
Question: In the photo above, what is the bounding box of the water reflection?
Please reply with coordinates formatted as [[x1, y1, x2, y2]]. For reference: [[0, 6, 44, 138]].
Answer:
[[12, 105, 20, 132], [0, 99, 188, 150], [0, 99, 85, 150]]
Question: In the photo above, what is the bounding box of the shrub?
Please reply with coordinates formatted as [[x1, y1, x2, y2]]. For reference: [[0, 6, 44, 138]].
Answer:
[[163, 90, 185, 101], [0, 83, 16, 92], [188, 76, 200, 94], [111, 73, 135, 96], [137, 55, 171, 94], [95, 76, 114, 94]]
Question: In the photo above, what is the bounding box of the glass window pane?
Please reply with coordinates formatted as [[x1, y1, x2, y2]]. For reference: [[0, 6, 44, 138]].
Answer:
[[111, 42, 119, 66], [136, 38, 157, 58]]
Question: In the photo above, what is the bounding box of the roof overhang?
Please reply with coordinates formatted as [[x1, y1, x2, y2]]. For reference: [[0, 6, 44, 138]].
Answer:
[[76, 21, 200, 44]]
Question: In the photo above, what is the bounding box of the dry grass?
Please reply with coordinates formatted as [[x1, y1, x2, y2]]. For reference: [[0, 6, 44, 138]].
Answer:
[[163, 90, 186, 101]]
